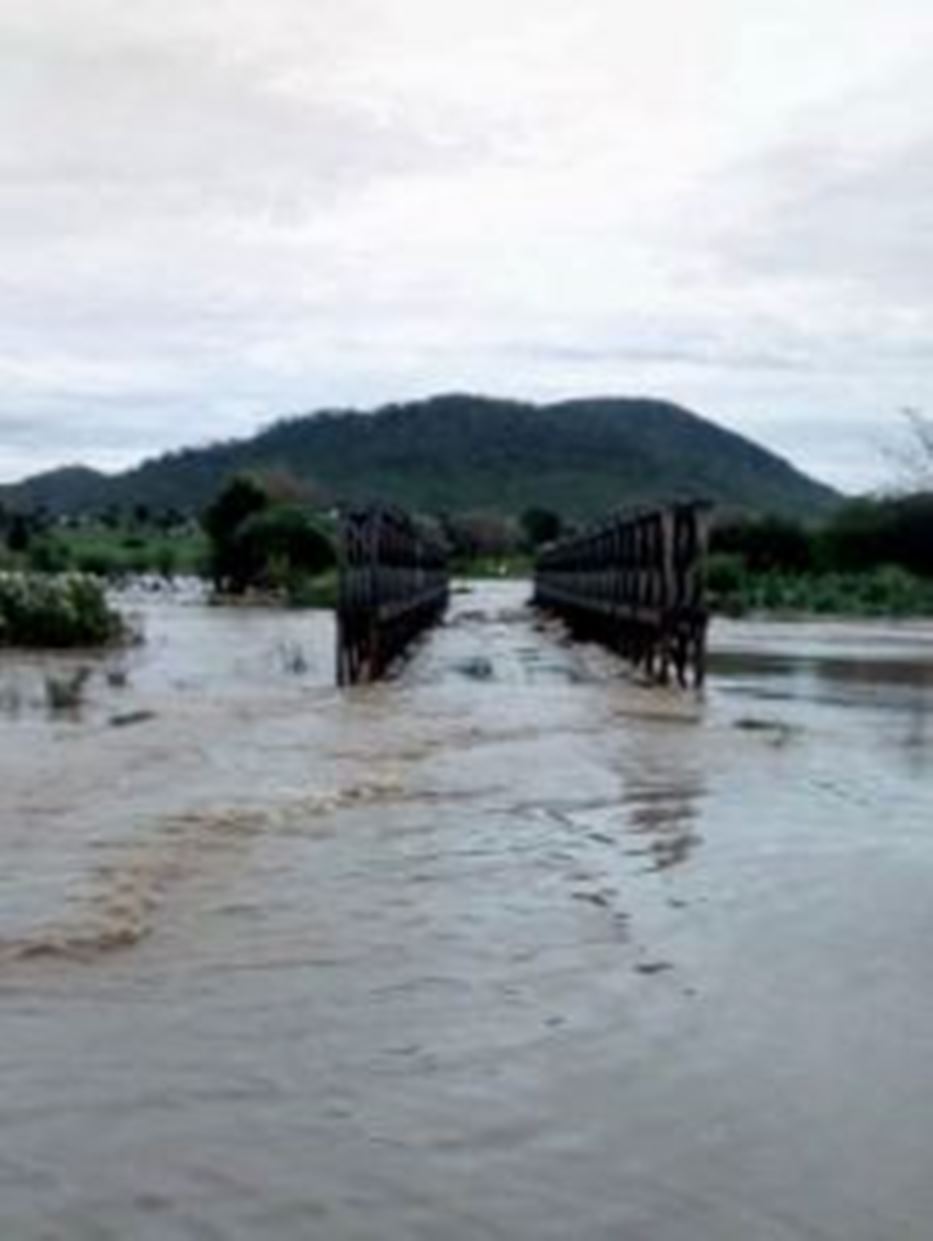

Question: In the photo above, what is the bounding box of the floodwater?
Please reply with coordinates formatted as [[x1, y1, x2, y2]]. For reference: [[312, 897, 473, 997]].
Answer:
[[1, 582, 932, 1240]]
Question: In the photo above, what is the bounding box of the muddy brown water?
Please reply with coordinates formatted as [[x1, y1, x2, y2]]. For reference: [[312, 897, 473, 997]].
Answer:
[[1, 582, 932, 1240]]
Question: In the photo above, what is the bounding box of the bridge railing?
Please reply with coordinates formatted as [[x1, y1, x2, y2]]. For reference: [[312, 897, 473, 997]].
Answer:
[[533, 502, 711, 686], [336, 505, 449, 685]]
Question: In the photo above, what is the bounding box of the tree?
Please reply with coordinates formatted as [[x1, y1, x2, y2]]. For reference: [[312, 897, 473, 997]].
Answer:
[[520, 506, 563, 549], [888, 407, 933, 490], [234, 505, 335, 588], [442, 511, 520, 560], [712, 515, 814, 573], [202, 475, 270, 591], [251, 467, 324, 507], [201, 476, 335, 594], [6, 513, 31, 554], [822, 494, 933, 578]]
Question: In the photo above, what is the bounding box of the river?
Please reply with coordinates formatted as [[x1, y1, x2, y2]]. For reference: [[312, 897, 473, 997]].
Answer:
[[1, 581, 932, 1239]]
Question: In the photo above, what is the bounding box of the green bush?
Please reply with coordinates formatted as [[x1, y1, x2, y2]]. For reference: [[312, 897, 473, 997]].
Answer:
[[155, 544, 178, 579], [0, 573, 126, 648], [822, 494, 933, 577], [235, 505, 335, 588], [75, 546, 124, 578], [27, 537, 72, 574], [707, 552, 747, 597], [201, 475, 335, 595], [520, 506, 563, 549], [709, 565, 933, 619], [712, 515, 815, 573], [286, 569, 338, 609]]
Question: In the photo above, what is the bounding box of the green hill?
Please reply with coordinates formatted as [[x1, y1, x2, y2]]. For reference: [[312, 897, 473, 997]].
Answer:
[[0, 394, 839, 520]]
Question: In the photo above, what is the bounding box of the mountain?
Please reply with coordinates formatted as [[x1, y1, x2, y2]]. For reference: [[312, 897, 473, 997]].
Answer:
[[0, 394, 840, 520], [1, 465, 111, 514]]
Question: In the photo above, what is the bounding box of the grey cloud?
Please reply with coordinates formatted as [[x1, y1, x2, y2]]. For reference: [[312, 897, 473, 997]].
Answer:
[[0, 416, 41, 442], [703, 62, 933, 319], [0, 23, 494, 235], [508, 340, 819, 374], [2, 2, 931, 494], [731, 135, 933, 306]]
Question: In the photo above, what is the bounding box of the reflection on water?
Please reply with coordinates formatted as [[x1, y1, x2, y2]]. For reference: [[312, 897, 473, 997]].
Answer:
[[1, 590, 933, 1240]]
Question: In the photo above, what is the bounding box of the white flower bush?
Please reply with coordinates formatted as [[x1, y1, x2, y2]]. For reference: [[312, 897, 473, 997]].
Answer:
[[0, 572, 125, 648]]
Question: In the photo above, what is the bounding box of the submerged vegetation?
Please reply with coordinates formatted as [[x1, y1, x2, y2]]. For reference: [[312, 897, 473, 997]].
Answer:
[[44, 666, 93, 711], [0, 574, 126, 648]]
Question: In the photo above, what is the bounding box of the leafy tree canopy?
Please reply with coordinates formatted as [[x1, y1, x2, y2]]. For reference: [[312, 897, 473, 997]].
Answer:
[[520, 506, 563, 548]]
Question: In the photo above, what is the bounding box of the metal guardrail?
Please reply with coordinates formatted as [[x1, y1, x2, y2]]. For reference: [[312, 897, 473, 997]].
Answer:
[[534, 502, 711, 686], [336, 505, 449, 685]]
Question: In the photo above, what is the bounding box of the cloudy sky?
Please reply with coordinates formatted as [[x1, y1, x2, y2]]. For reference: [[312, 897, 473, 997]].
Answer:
[[1, 0, 931, 490]]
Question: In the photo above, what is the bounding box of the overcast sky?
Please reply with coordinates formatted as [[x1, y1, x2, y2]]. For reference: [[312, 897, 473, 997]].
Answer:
[[1, 0, 931, 490]]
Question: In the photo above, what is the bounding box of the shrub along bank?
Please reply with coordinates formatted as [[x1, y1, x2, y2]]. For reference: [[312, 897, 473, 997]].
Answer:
[[709, 495, 933, 617], [0, 573, 127, 648]]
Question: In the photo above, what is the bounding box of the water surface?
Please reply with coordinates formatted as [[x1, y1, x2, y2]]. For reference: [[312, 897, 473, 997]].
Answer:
[[1, 584, 931, 1239]]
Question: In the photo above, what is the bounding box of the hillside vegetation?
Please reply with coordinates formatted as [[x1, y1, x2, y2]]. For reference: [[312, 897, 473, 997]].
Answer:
[[0, 394, 838, 520]]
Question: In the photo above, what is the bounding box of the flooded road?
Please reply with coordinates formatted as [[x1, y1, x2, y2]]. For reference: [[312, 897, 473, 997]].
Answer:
[[2, 583, 932, 1240]]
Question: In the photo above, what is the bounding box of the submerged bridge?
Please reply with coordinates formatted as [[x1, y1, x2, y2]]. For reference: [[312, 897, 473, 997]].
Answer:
[[533, 502, 710, 687], [336, 505, 449, 686], [335, 502, 710, 687]]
